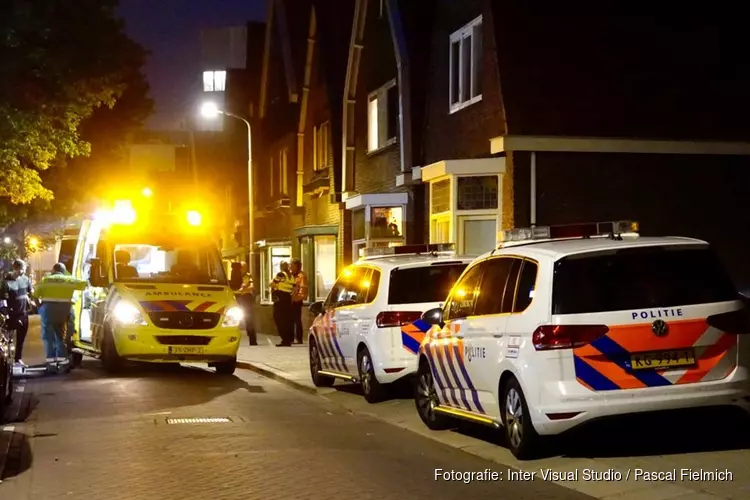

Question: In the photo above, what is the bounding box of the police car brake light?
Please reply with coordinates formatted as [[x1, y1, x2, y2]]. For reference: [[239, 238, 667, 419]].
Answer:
[[361, 243, 455, 259], [532, 325, 609, 350]]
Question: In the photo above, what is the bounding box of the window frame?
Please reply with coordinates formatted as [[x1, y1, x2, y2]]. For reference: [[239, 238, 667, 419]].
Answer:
[[367, 79, 398, 153], [202, 70, 227, 92], [448, 15, 483, 113], [313, 121, 331, 172]]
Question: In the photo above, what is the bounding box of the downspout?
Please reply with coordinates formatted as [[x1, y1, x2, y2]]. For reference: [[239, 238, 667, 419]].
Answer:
[[385, 0, 409, 173], [297, 7, 317, 209], [530, 151, 537, 227]]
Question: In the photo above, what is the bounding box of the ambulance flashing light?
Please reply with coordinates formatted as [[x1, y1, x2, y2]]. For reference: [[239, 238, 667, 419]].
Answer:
[[498, 220, 640, 246], [360, 243, 455, 259]]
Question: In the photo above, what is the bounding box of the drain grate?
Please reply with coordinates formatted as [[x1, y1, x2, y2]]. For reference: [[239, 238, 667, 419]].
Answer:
[[165, 417, 233, 425]]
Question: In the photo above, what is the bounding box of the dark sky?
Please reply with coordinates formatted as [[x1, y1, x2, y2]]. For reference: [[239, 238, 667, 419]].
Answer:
[[118, 0, 266, 130]]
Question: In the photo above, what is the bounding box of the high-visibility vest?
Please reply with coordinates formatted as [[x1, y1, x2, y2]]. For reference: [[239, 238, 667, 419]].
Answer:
[[36, 273, 88, 303], [276, 272, 295, 294]]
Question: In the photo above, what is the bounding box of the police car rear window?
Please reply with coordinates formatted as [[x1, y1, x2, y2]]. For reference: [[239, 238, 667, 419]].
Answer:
[[552, 246, 737, 315], [388, 264, 468, 305]]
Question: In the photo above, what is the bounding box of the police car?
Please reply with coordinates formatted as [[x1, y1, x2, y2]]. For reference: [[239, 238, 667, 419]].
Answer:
[[307, 244, 473, 403], [412, 221, 750, 459]]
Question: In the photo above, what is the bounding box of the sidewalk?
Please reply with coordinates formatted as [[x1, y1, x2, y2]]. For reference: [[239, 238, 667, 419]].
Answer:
[[236, 333, 320, 394]]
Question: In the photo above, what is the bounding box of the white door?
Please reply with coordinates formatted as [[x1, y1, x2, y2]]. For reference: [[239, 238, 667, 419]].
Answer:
[[460, 217, 497, 255]]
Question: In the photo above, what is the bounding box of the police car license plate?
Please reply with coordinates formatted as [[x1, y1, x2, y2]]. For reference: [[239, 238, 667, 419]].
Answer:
[[170, 347, 205, 355], [630, 349, 695, 370]]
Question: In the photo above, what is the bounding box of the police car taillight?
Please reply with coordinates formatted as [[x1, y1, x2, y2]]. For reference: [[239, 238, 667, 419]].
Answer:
[[707, 309, 750, 335], [532, 325, 609, 350], [376, 311, 422, 328]]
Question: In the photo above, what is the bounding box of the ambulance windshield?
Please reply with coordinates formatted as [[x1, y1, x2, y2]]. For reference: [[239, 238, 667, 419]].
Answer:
[[112, 243, 227, 285]]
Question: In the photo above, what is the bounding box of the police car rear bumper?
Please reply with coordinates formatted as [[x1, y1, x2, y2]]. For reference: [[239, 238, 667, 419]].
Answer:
[[531, 371, 750, 435]]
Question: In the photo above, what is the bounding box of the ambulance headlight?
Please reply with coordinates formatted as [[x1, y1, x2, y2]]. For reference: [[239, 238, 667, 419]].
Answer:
[[222, 306, 243, 327], [112, 301, 147, 326]]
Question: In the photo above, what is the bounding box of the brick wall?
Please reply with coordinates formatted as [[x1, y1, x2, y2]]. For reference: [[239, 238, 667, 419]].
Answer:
[[421, 0, 506, 166], [511, 151, 750, 286]]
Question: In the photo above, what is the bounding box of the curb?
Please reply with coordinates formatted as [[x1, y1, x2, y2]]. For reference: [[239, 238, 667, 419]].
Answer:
[[236, 361, 320, 395]]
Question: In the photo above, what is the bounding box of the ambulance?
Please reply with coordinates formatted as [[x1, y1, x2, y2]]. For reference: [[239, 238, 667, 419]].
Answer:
[[68, 188, 244, 374]]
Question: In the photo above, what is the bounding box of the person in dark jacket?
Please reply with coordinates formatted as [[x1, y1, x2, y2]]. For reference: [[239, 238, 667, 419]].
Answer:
[[0, 259, 33, 369]]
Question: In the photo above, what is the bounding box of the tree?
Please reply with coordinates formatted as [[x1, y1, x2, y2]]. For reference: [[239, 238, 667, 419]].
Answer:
[[0, 0, 153, 214]]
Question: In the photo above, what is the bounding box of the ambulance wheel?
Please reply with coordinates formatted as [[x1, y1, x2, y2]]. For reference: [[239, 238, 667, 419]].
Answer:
[[70, 351, 83, 369], [357, 346, 385, 404], [309, 339, 334, 387], [215, 358, 236, 375], [500, 376, 543, 460], [415, 358, 450, 430], [101, 329, 123, 373]]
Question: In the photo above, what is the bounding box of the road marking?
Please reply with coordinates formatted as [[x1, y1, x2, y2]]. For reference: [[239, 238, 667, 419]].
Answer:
[[2, 426, 14, 432]]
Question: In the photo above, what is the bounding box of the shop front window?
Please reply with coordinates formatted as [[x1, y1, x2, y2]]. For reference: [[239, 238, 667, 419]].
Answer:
[[314, 236, 337, 300], [370, 206, 403, 239]]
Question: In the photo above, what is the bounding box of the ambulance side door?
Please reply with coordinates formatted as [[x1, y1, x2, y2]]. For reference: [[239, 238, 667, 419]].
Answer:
[[90, 238, 113, 350]]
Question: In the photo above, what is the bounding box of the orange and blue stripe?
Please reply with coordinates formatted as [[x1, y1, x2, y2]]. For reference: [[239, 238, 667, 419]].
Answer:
[[402, 319, 431, 354]]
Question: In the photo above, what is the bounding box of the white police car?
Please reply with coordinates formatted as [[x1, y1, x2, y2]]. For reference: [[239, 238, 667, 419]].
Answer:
[[413, 221, 750, 459], [307, 244, 472, 403]]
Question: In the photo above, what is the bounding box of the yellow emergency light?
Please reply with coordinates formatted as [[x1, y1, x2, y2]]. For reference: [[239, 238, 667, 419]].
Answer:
[[141, 187, 153, 197], [186, 210, 202, 226]]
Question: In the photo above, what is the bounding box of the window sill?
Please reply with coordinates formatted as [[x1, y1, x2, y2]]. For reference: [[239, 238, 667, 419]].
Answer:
[[449, 94, 483, 114], [366, 138, 398, 157]]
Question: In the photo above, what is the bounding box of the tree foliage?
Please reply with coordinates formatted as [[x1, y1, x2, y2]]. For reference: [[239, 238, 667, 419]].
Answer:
[[0, 0, 153, 215]]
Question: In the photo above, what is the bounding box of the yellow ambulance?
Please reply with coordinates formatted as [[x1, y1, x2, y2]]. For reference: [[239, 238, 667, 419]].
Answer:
[[68, 191, 244, 374]]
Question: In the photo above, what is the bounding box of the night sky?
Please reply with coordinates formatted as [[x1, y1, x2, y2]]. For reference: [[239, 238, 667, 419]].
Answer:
[[118, 0, 266, 130]]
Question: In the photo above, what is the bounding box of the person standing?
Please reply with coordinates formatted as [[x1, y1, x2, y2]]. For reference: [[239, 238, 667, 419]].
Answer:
[[289, 259, 308, 344], [238, 267, 257, 346], [35, 263, 88, 372], [270, 261, 294, 347], [0, 259, 33, 370]]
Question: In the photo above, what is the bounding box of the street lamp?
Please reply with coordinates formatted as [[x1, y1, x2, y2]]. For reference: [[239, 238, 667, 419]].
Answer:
[[2, 237, 10, 245], [200, 101, 255, 278]]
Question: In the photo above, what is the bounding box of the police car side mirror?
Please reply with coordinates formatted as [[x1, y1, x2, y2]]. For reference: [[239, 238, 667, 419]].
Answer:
[[422, 307, 444, 327], [229, 263, 242, 291], [309, 301, 325, 316], [89, 258, 109, 288]]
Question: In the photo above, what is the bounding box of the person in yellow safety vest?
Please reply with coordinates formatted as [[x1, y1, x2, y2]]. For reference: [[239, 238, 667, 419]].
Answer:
[[35, 263, 88, 373], [270, 261, 294, 346]]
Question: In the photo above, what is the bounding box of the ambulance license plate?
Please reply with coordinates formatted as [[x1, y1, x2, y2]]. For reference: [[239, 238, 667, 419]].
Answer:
[[169, 346, 205, 355], [630, 349, 695, 370]]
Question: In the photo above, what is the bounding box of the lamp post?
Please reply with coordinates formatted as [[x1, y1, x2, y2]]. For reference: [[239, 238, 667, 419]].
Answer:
[[200, 102, 255, 278]]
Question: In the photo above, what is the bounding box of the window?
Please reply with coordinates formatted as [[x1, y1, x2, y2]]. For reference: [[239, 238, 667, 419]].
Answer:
[[113, 243, 227, 285], [362, 268, 381, 303], [389, 263, 468, 305], [326, 267, 368, 308], [270, 155, 275, 196], [552, 246, 737, 315], [314, 235, 337, 300], [431, 179, 451, 214], [367, 79, 398, 152], [474, 258, 514, 316], [514, 261, 538, 312], [313, 122, 331, 171], [262, 245, 291, 303], [500, 259, 522, 313], [457, 176, 497, 210], [445, 263, 484, 320], [449, 16, 483, 112], [203, 70, 227, 92], [279, 149, 288, 196], [370, 206, 403, 239]]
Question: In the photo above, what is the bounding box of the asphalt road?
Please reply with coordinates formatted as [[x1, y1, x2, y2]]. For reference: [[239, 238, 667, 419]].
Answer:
[[0, 337, 592, 499]]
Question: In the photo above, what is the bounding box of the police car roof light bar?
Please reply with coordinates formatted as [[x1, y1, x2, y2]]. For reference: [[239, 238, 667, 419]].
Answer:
[[361, 243, 455, 259], [498, 220, 639, 246]]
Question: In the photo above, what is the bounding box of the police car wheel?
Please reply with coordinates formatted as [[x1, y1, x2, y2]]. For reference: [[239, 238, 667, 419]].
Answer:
[[500, 377, 542, 460], [415, 359, 449, 430], [358, 347, 385, 404], [309, 340, 334, 387]]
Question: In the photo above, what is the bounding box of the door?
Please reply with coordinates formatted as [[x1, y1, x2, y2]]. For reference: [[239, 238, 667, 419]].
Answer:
[[431, 263, 484, 411], [88, 239, 113, 350], [459, 217, 497, 255], [323, 267, 367, 374], [465, 257, 522, 416]]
